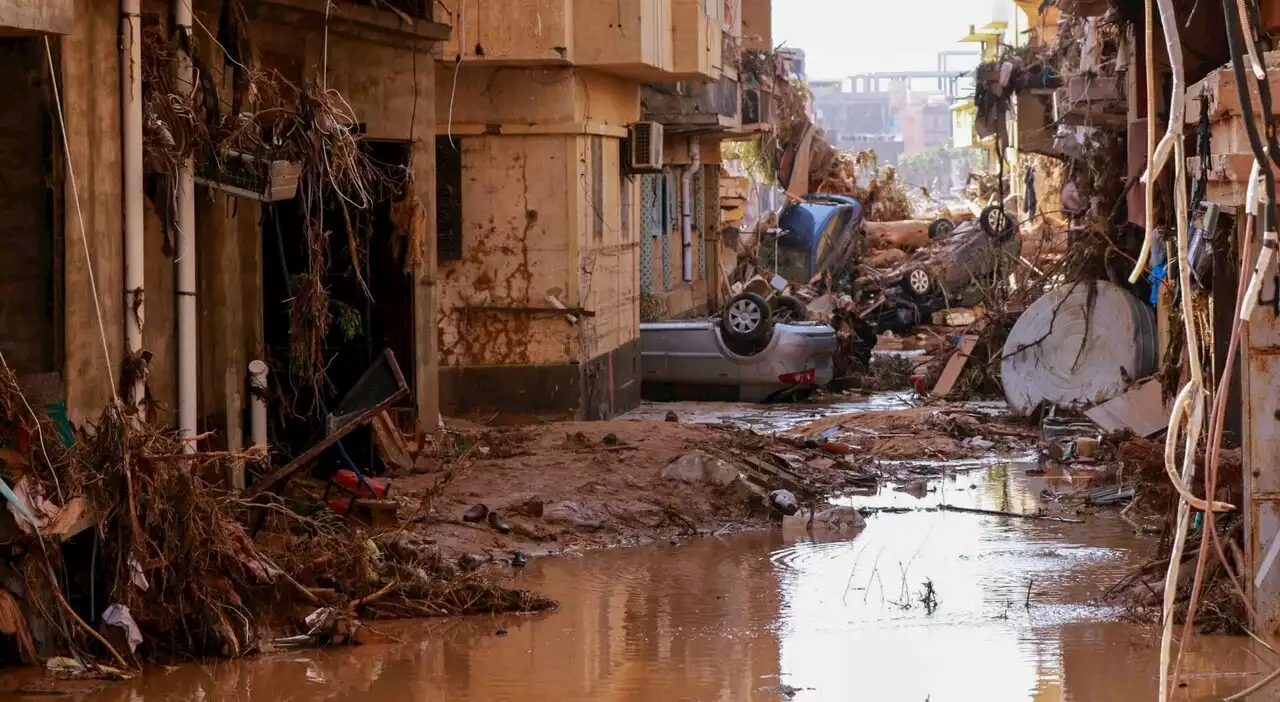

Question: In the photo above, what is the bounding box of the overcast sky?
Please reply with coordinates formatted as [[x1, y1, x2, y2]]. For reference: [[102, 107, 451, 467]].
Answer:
[[772, 0, 1003, 80]]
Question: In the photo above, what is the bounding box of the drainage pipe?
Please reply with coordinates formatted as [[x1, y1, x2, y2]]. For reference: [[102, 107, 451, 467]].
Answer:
[[175, 0, 197, 453], [121, 0, 145, 409], [681, 138, 701, 283], [248, 360, 268, 450]]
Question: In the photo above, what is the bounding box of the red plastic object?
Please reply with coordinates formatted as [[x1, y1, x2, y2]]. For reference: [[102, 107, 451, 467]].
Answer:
[[327, 497, 353, 516], [331, 469, 388, 498]]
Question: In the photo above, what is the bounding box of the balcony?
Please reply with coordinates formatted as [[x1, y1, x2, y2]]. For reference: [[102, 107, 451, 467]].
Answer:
[[641, 75, 742, 134], [671, 0, 722, 80], [740, 0, 770, 51], [575, 0, 674, 80], [0, 0, 73, 35]]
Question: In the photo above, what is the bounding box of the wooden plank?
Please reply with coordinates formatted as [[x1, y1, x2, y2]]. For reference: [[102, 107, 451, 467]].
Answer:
[[371, 411, 414, 474], [932, 335, 979, 399]]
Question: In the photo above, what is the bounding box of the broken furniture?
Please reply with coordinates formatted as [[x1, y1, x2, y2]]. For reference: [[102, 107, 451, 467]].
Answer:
[[245, 349, 410, 501]]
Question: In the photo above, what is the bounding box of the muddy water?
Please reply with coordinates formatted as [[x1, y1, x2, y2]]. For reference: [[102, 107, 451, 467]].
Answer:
[[17, 465, 1274, 701]]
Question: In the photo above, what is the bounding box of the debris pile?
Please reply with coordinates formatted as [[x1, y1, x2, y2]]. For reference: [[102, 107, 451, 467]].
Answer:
[[0, 364, 552, 670]]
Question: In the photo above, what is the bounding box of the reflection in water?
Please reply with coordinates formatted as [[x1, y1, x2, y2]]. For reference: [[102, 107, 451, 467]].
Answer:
[[12, 466, 1275, 701]]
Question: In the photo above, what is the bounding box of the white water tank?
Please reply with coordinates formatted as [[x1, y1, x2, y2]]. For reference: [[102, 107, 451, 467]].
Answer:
[[1001, 280, 1157, 414]]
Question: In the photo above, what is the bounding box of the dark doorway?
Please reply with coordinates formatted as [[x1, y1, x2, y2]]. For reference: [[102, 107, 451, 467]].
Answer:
[[261, 139, 414, 471], [0, 38, 58, 384]]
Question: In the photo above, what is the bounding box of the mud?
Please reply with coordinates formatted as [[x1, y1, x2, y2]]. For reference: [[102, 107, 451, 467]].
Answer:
[[13, 463, 1270, 701]]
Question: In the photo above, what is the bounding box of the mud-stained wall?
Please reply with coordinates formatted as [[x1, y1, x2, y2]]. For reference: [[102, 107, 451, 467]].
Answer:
[[440, 0, 572, 63], [575, 134, 640, 363], [61, 0, 124, 425], [61, 0, 439, 431], [438, 135, 579, 367]]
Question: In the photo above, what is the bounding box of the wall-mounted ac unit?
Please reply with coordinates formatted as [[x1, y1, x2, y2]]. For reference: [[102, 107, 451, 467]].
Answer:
[[628, 121, 664, 173]]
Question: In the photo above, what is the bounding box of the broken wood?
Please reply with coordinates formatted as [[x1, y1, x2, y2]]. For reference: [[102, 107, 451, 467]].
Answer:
[[932, 335, 979, 398], [864, 220, 932, 251], [939, 504, 1085, 523], [371, 411, 414, 474]]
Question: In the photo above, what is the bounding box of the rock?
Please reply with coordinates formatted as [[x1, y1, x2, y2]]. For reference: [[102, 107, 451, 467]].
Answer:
[[511, 497, 545, 519], [665, 410, 679, 422], [602, 433, 622, 445], [813, 506, 866, 530], [769, 489, 799, 516], [462, 504, 489, 523], [724, 475, 769, 514], [457, 553, 485, 571], [544, 500, 605, 531], [894, 480, 928, 498], [661, 452, 741, 487]]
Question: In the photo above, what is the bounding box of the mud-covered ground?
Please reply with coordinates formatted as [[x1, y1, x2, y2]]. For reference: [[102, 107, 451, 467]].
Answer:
[[391, 403, 1040, 564]]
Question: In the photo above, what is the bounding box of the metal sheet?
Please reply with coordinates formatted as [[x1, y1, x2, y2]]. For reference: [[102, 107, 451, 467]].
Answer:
[[1245, 268, 1280, 634]]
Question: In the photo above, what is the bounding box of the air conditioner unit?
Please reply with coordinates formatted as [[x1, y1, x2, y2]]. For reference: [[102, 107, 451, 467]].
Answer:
[[628, 121, 664, 173]]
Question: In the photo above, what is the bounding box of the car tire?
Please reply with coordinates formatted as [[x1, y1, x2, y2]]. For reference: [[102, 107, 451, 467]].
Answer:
[[721, 292, 773, 342], [980, 204, 1017, 242], [770, 295, 808, 324], [928, 218, 955, 240], [900, 266, 934, 300]]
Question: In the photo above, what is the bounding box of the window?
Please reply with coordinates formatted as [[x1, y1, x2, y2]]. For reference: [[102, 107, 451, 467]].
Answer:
[[776, 247, 809, 285], [435, 136, 463, 262]]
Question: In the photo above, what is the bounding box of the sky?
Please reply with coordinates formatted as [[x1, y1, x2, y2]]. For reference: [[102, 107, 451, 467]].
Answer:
[[772, 0, 1003, 80]]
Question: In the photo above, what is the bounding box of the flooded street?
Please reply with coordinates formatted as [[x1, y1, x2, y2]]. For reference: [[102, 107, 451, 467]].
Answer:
[[25, 456, 1273, 701]]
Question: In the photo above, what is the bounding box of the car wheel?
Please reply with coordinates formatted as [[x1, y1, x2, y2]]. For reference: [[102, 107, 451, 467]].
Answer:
[[721, 292, 773, 342], [928, 218, 955, 240], [770, 295, 808, 324], [980, 205, 1016, 242], [901, 266, 934, 300]]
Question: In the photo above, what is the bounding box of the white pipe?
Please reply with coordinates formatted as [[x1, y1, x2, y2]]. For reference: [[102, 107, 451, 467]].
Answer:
[[122, 0, 144, 409], [175, 0, 197, 453], [681, 138, 701, 283], [1130, 0, 1189, 285], [248, 360, 268, 450]]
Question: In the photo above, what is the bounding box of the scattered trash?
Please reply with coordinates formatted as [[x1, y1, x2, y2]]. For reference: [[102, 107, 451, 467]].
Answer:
[[102, 604, 144, 654], [769, 490, 799, 516]]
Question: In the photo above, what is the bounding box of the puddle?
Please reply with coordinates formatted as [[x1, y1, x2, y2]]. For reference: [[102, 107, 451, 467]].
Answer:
[[10, 466, 1272, 701]]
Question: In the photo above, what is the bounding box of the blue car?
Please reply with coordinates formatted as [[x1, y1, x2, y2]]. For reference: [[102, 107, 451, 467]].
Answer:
[[769, 194, 866, 285]]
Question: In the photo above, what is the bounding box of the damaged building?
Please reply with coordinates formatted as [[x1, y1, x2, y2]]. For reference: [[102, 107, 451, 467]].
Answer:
[[0, 0, 448, 460], [433, 0, 775, 419]]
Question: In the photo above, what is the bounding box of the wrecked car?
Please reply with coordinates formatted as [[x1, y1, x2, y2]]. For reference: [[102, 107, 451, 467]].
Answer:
[[640, 320, 838, 402], [769, 194, 866, 285]]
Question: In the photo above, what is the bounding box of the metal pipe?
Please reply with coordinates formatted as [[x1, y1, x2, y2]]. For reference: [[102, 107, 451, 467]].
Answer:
[[121, 0, 144, 409], [680, 138, 701, 283], [175, 0, 197, 453], [248, 360, 268, 450]]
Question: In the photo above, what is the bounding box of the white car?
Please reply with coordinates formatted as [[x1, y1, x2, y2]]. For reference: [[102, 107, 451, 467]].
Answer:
[[639, 320, 838, 402]]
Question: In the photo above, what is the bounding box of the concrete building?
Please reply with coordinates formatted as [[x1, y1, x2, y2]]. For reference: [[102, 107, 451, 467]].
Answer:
[[433, 0, 773, 420], [0, 1, 447, 458]]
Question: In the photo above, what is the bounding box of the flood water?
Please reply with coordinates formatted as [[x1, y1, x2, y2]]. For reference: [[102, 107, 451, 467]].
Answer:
[[22, 463, 1276, 701]]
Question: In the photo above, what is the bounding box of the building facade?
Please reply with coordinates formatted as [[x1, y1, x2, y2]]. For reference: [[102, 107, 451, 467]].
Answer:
[[0, 0, 446, 455]]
